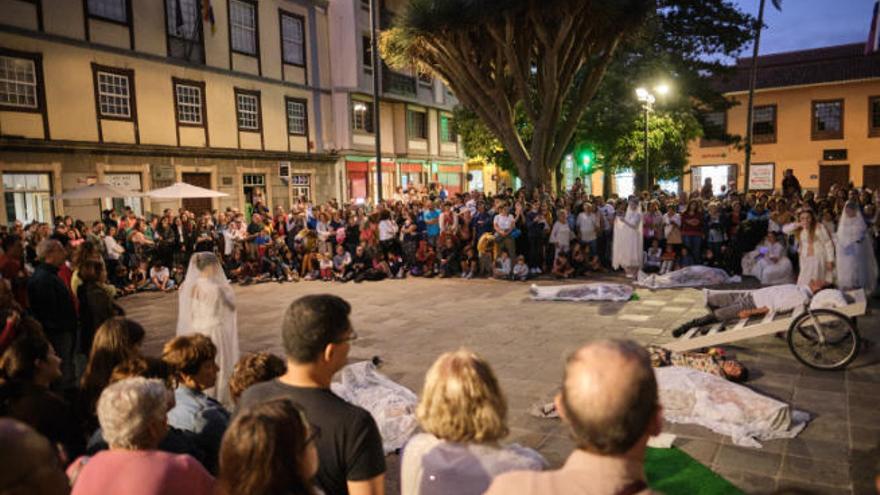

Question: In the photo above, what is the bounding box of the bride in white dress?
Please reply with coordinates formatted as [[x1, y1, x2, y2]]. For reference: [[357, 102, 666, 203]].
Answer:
[[612, 197, 643, 277], [177, 252, 240, 406], [836, 201, 878, 293]]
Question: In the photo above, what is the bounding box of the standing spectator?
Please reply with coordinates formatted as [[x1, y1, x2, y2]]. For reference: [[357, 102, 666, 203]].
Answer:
[[104, 225, 126, 284], [701, 177, 714, 200], [422, 201, 441, 247], [782, 169, 802, 199], [663, 204, 682, 254], [576, 203, 601, 259], [76, 260, 120, 355], [68, 378, 215, 495], [26, 239, 78, 389], [486, 340, 660, 495], [493, 205, 516, 257], [549, 209, 573, 260], [681, 201, 704, 264], [237, 295, 385, 495], [217, 398, 319, 495], [401, 349, 545, 495], [0, 235, 28, 309], [526, 203, 549, 274]]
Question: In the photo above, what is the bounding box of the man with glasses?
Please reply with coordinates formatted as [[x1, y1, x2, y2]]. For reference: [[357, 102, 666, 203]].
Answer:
[[238, 294, 385, 495]]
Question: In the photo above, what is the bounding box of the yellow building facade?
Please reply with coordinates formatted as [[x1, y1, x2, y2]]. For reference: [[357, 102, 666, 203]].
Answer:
[[686, 43, 880, 196]]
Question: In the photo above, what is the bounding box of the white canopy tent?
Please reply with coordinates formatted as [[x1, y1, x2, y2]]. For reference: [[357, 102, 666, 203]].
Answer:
[[145, 182, 229, 199]]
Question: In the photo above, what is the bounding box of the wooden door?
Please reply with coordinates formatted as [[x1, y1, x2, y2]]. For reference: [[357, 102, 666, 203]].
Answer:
[[348, 171, 368, 202], [863, 165, 880, 192], [819, 165, 849, 197], [181, 173, 213, 214]]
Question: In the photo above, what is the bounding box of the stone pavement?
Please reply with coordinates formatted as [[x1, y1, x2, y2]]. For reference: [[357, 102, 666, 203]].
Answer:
[[120, 276, 880, 495]]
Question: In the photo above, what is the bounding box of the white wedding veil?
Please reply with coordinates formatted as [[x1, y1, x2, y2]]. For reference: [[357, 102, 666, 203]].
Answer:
[[176, 252, 234, 334], [836, 202, 878, 293]]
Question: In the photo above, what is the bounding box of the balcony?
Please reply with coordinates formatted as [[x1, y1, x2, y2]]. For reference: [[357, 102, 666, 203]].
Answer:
[[382, 65, 417, 98]]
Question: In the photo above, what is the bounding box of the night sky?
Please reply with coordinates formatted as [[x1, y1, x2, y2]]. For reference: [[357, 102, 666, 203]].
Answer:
[[732, 0, 874, 55]]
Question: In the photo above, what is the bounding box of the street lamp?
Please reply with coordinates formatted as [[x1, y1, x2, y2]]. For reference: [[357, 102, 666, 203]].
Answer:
[[635, 84, 670, 191]]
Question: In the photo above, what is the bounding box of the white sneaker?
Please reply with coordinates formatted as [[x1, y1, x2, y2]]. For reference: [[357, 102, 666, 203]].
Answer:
[[461, 272, 468, 279], [535, 267, 542, 274]]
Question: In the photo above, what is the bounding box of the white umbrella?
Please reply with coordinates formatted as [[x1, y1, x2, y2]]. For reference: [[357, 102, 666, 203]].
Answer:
[[55, 182, 141, 200], [146, 181, 229, 199]]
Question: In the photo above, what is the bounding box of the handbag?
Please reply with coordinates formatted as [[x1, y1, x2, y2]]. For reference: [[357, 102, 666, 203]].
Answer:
[[510, 228, 522, 239]]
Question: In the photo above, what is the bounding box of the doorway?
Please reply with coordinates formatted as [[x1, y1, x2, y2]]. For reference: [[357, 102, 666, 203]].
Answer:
[[819, 165, 849, 197], [181, 172, 212, 214], [863, 165, 880, 192]]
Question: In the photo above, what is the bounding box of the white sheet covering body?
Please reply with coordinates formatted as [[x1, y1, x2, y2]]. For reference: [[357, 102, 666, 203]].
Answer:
[[529, 283, 633, 302], [635, 265, 741, 289], [330, 361, 419, 454], [655, 366, 809, 448]]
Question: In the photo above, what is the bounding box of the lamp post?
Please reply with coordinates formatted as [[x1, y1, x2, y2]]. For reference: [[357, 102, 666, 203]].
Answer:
[[369, 0, 383, 202], [635, 84, 669, 192]]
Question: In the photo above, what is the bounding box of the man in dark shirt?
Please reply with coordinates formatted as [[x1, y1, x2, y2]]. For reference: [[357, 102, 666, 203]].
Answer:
[[782, 168, 802, 199], [238, 294, 385, 495], [26, 239, 78, 389]]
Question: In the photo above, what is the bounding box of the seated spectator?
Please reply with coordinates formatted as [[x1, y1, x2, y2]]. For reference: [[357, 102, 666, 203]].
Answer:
[[438, 238, 460, 278], [217, 398, 320, 495], [493, 248, 512, 279], [79, 318, 145, 431], [386, 251, 405, 279], [332, 244, 352, 281], [513, 255, 530, 281], [238, 295, 385, 495], [228, 352, 287, 406], [660, 244, 676, 275], [68, 378, 215, 495], [162, 334, 230, 474], [460, 245, 478, 279], [130, 260, 150, 292], [476, 232, 495, 277], [486, 339, 660, 495], [678, 246, 695, 268], [552, 252, 574, 279], [401, 349, 545, 495], [318, 253, 334, 281], [0, 418, 70, 495], [643, 239, 662, 274], [0, 326, 85, 461], [414, 240, 436, 277], [148, 259, 175, 291]]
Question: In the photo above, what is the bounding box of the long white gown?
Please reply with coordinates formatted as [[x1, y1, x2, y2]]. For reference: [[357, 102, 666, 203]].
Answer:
[[836, 208, 878, 294], [743, 241, 794, 285], [612, 203, 643, 271], [784, 222, 835, 286], [177, 253, 240, 406]]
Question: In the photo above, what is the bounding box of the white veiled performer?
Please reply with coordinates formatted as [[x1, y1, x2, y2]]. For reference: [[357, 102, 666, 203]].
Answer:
[[836, 201, 878, 294], [177, 252, 240, 406], [612, 197, 643, 277]]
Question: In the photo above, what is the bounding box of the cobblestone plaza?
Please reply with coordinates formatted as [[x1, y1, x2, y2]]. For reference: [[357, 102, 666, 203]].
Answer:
[[121, 277, 880, 494]]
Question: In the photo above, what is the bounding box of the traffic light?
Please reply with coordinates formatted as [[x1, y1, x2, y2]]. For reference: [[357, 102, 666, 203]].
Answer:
[[577, 148, 595, 174]]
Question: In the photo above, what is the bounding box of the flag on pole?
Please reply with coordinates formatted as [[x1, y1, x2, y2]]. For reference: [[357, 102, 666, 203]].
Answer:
[[202, 0, 216, 34], [868, 0, 880, 55]]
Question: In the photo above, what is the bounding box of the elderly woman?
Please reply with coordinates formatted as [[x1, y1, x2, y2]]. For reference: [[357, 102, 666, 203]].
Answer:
[[68, 377, 214, 495], [401, 349, 545, 495]]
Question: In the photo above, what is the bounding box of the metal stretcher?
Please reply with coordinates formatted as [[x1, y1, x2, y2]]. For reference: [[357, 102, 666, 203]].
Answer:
[[666, 289, 868, 370]]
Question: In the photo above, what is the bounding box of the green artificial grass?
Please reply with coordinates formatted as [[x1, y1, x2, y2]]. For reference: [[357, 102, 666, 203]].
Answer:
[[646, 447, 743, 495]]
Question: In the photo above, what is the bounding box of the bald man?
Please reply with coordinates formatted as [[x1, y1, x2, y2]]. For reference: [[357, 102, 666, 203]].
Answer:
[[0, 418, 70, 495], [486, 339, 660, 495]]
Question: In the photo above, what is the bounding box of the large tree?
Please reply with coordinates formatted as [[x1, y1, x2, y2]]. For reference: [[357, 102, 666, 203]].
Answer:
[[382, 0, 654, 190], [437, 0, 754, 193]]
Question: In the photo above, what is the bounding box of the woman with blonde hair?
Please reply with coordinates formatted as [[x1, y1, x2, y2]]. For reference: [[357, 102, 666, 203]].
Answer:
[[401, 349, 545, 495], [784, 208, 836, 285]]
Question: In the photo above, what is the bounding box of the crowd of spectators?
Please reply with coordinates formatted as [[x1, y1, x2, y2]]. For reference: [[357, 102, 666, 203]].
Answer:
[[1, 170, 880, 494]]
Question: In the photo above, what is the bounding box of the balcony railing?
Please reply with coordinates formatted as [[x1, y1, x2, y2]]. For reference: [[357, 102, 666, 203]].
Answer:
[[382, 65, 417, 97]]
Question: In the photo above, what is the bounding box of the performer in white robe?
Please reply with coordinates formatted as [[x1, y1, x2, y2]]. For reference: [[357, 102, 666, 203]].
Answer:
[[742, 231, 794, 285], [784, 209, 835, 286], [836, 201, 878, 294], [612, 197, 643, 277], [177, 252, 240, 406]]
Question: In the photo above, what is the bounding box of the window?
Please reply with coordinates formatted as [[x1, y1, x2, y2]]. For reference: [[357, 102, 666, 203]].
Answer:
[[286, 98, 307, 136], [105, 173, 143, 216], [812, 100, 843, 140], [352, 99, 373, 133], [407, 109, 427, 139], [167, 0, 204, 63], [3, 173, 53, 224], [291, 174, 311, 201], [418, 70, 432, 86], [280, 12, 305, 66], [174, 81, 203, 125], [96, 70, 132, 119], [230, 0, 257, 55], [235, 89, 260, 131], [439, 114, 456, 143], [87, 0, 127, 23], [752, 105, 776, 144], [362, 35, 372, 69], [0, 55, 37, 109], [700, 111, 726, 146], [870, 96, 880, 138]]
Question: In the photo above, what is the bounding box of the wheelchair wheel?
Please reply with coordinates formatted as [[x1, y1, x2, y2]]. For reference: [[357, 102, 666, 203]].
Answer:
[[787, 309, 860, 370]]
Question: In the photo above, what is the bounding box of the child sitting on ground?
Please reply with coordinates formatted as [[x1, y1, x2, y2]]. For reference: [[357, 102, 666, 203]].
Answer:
[[460, 245, 478, 279], [660, 244, 677, 274], [318, 253, 334, 281], [387, 251, 405, 279], [512, 255, 529, 281], [493, 248, 512, 279], [679, 246, 695, 268], [477, 232, 495, 277], [583, 244, 602, 272], [643, 239, 662, 274], [131, 260, 150, 292], [551, 251, 575, 278], [332, 245, 352, 281]]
